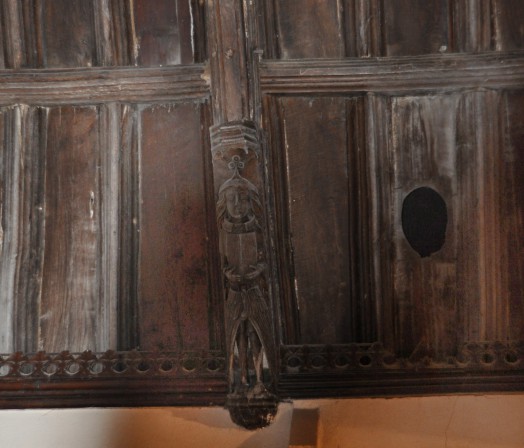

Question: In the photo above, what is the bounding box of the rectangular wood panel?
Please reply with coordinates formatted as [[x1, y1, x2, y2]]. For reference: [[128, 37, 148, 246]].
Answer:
[[383, 0, 450, 56], [0, 0, 202, 68], [274, 0, 345, 59], [138, 102, 215, 351], [39, 106, 101, 352], [493, 0, 524, 50], [369, 91, 523, 357], [269, 96, 373, 344], [133, 0, 194, 66], [40, 0, 97, 68], [502, 91, 524, 341], [387, 94, 460, 358]]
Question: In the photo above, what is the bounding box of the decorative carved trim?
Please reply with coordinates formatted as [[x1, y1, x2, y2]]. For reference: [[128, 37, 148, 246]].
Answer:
[[210, 121, 261, 161], [279, 341, 524, 399], [281, 341, 524, 375], [260, 51, 524, 94], [0, 65, 210, 105], [0, 350, 225, 379]]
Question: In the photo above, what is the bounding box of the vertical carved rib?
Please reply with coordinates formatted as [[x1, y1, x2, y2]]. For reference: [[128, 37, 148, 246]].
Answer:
[[453, 0, 492, 52], [207, 0, 279, 427]]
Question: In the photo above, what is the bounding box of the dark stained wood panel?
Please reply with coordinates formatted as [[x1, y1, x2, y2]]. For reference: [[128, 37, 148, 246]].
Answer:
[[0, 12, 5, 69], [387, 94, 460, 358], [0, 0, 201, 68], [371, 91, 524, 357], [502, 91, 524, 341], [274, 0, 345, 59], [272, 96, 373, 344], [40, 0, 97, 68], [39, 106, 102, 352], [138, 102, 214, 351], [12, 107, 46, 352], [383, 0, 450, 56], [133, 0, 194, 66], [455, 91, 512, 343], [452, 0, 492, 52], [493, 0, 524, 51]]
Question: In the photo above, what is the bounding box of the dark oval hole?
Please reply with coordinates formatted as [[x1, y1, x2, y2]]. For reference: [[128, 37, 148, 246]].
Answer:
[[401, 187, 448, 258]]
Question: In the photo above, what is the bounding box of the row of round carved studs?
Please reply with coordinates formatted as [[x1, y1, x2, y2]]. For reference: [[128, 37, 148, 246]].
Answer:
[[283, 347, 523, 372], [0, 357, 226, 378]]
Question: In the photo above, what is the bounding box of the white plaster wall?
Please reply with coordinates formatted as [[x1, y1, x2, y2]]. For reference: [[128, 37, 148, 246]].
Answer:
[[0, 395, 522, 448]]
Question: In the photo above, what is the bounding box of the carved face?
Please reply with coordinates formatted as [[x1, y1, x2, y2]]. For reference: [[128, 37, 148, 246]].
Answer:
[[225, 186, 252, 222]]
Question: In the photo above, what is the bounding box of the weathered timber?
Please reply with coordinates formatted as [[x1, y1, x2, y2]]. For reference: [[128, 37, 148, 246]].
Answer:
[[260, 52, 524, 94], [0, 65, 209, 105]]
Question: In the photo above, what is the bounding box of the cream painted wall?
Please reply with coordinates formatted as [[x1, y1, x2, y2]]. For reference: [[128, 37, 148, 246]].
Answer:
[[0, 395, 522, 448], [294, 394, 524, 448]]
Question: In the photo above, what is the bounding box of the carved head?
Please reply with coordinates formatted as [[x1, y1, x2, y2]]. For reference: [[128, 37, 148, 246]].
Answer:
[[217, 168, 261, 225]]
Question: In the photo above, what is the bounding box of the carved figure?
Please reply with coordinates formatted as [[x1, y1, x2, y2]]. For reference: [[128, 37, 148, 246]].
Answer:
[[217, 156, 275, 396]]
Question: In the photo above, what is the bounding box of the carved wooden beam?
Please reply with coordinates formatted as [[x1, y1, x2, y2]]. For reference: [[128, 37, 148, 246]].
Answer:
[[0, 65, 209, 105], [207, 0, 279, 429], [260, 51, 524, 94]]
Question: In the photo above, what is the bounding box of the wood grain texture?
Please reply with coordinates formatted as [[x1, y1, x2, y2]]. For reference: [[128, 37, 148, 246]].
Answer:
[[268, 96, 374, 345], [12, 107, 46, 352], [40, 0, 97, 68], [38, 106, 101, 352], [344, 0, 383, 57], [138, 102, 215, 351], [383, 0, 450, 56], [503, 91, 524, 341], [117, 104, 140, 350], [274, 0, 345, 59], [0, 106, 19, 352], [452, 0, 492, 52], [206, 0, 250, 123], [0, 2, 7, 68], [388, 94, 460, 358], [260, 51, 524, 94], [493, 0, 524, 51], [0, 0, 202, 68], [0, 65, 209, 106], [133, 0, 193, 66]]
